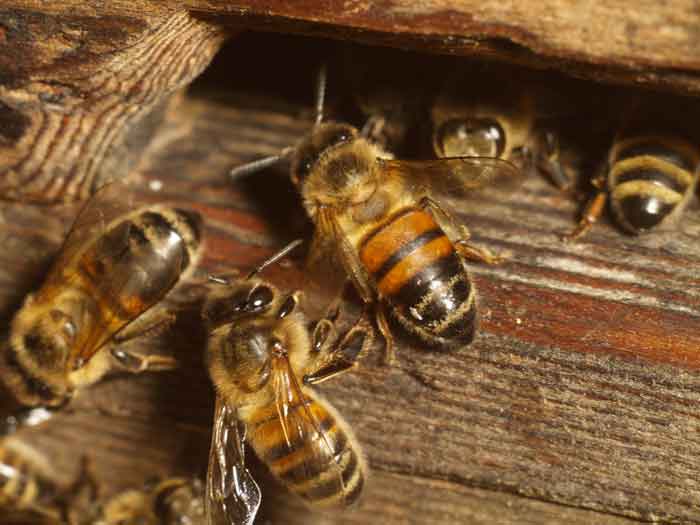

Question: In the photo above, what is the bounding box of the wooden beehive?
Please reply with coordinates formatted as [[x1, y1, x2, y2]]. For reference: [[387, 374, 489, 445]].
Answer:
[[1, 2, 700, 523]]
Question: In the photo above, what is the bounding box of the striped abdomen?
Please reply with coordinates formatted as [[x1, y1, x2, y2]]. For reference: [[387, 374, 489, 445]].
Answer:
[[245, 390, 364, 508], [359, 207, 476, 349], [0, 444, 56, 512], [609, 137, 700, 233]]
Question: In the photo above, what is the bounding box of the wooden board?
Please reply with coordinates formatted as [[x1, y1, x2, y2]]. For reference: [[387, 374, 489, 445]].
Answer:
[[1, 36, 700, 522]]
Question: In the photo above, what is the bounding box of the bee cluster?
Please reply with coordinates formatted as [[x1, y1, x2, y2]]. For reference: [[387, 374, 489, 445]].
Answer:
[[0, 33, 698, 525]]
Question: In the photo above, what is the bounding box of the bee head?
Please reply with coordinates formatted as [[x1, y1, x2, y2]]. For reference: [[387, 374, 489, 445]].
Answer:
[[290, 122, 358, 187], [204, 282, 280, 394], [1, 300, 76, 406], [433, 117, 506, 158]]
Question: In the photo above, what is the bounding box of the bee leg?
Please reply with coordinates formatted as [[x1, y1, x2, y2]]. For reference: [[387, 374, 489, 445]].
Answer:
[[563, 176, 608, 242], [421, 196, 505, 265], [60, 455, 99, 523], [110, 347, 178, 373], [304, 319, 373, 384], [532, 128, 572, 191], [375, 306, 396, 365], [361, 114, 387, 142], [112, 309, 176, 344]]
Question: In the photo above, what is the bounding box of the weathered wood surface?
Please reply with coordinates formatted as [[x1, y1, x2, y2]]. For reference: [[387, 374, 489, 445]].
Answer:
[[0, 6, 227, 202], [4, 0, 700, 203], [7, 0, 700, 98], [1, 47, 700, 524]]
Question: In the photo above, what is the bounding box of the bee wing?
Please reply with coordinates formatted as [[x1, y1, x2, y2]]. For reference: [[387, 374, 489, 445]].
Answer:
[[205, 397, 261, 525], [42, 182, 142, 290], [301, 208, 356, 319], [38, 182, 194, 367], [271, 355, 350, 504], [377, 156, 523, 200]]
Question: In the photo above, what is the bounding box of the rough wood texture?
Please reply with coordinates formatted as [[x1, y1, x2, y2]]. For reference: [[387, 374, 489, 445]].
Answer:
[[1, 48, 699, 524], [0, 6, 227, 202], [5, 0, 700, 200], [186, 0, 700, 95], [12, 0, 700, 96]]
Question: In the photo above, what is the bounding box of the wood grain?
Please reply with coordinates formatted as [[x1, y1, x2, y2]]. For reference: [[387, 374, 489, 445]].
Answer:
[[1, 53, 699, 524], [0, 7, 227, 202]]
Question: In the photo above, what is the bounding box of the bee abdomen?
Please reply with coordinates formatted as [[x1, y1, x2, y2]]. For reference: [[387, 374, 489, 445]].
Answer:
[[248, 395, 364, 508], [610, 139, 699, 233], [359, 208, 476, 348]]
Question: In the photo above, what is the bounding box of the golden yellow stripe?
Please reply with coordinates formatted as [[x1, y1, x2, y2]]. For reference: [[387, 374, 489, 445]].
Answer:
[[360, 210, 438, 273]]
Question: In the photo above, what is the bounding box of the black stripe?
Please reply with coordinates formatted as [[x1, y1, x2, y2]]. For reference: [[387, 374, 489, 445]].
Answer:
[[261, 407, 336, 465], [412, 274, 471, 327], [359, 207, 415, 251], [297, 474, 343, 502], [372, 228, 445, 282], [127, 222, 149, 247], [615, 167, 688, 194], [617, 195, 675, 231], [140, 211, 190, 270], [277, 424, 346, 485], [174, 209, 202, 244], [140, 212, 175, 237], [435, 302, 478, 343], [249, 398, 308, 431], [616, 141, 696, 172], [390, 252, 464, 310]]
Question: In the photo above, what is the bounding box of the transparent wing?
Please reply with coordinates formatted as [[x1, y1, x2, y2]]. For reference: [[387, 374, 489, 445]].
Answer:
[[301, 208, 354, 320], [35, 181, 191, 368], [271, 355, 348, 504], [205, 397, 261, 525], [42, 181, 142, 292], [377, 156, 523, 200]]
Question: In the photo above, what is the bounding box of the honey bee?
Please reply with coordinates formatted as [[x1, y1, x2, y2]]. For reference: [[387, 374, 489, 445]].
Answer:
[[0, 182, 202, 409], [229, 69, 521, 359], [203, 243, 372, 523], [431, 64, 570, 190], [79, 478, 205, 525], [565, 101, 700, 240]]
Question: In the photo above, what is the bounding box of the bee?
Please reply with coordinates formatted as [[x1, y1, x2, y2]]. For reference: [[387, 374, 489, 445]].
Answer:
[[0, 182, 202, 409], [431, 64, 570, 190], [229, 69, 521, 359], [565, 101, 700, 240], [203, 242, 372, 523], [0, 439, 63, 519], [80, 478, 205, 525]]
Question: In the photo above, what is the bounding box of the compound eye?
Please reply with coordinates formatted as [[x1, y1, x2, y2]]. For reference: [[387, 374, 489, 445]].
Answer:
[[248, 285, 274, 312], [436, 118, 506, 158]]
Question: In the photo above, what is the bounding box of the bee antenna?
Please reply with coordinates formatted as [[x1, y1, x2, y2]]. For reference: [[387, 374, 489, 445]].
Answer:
[[314, 64, 328, 125], [246, 239, 304, 280], [229, 150, 291, 182]]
